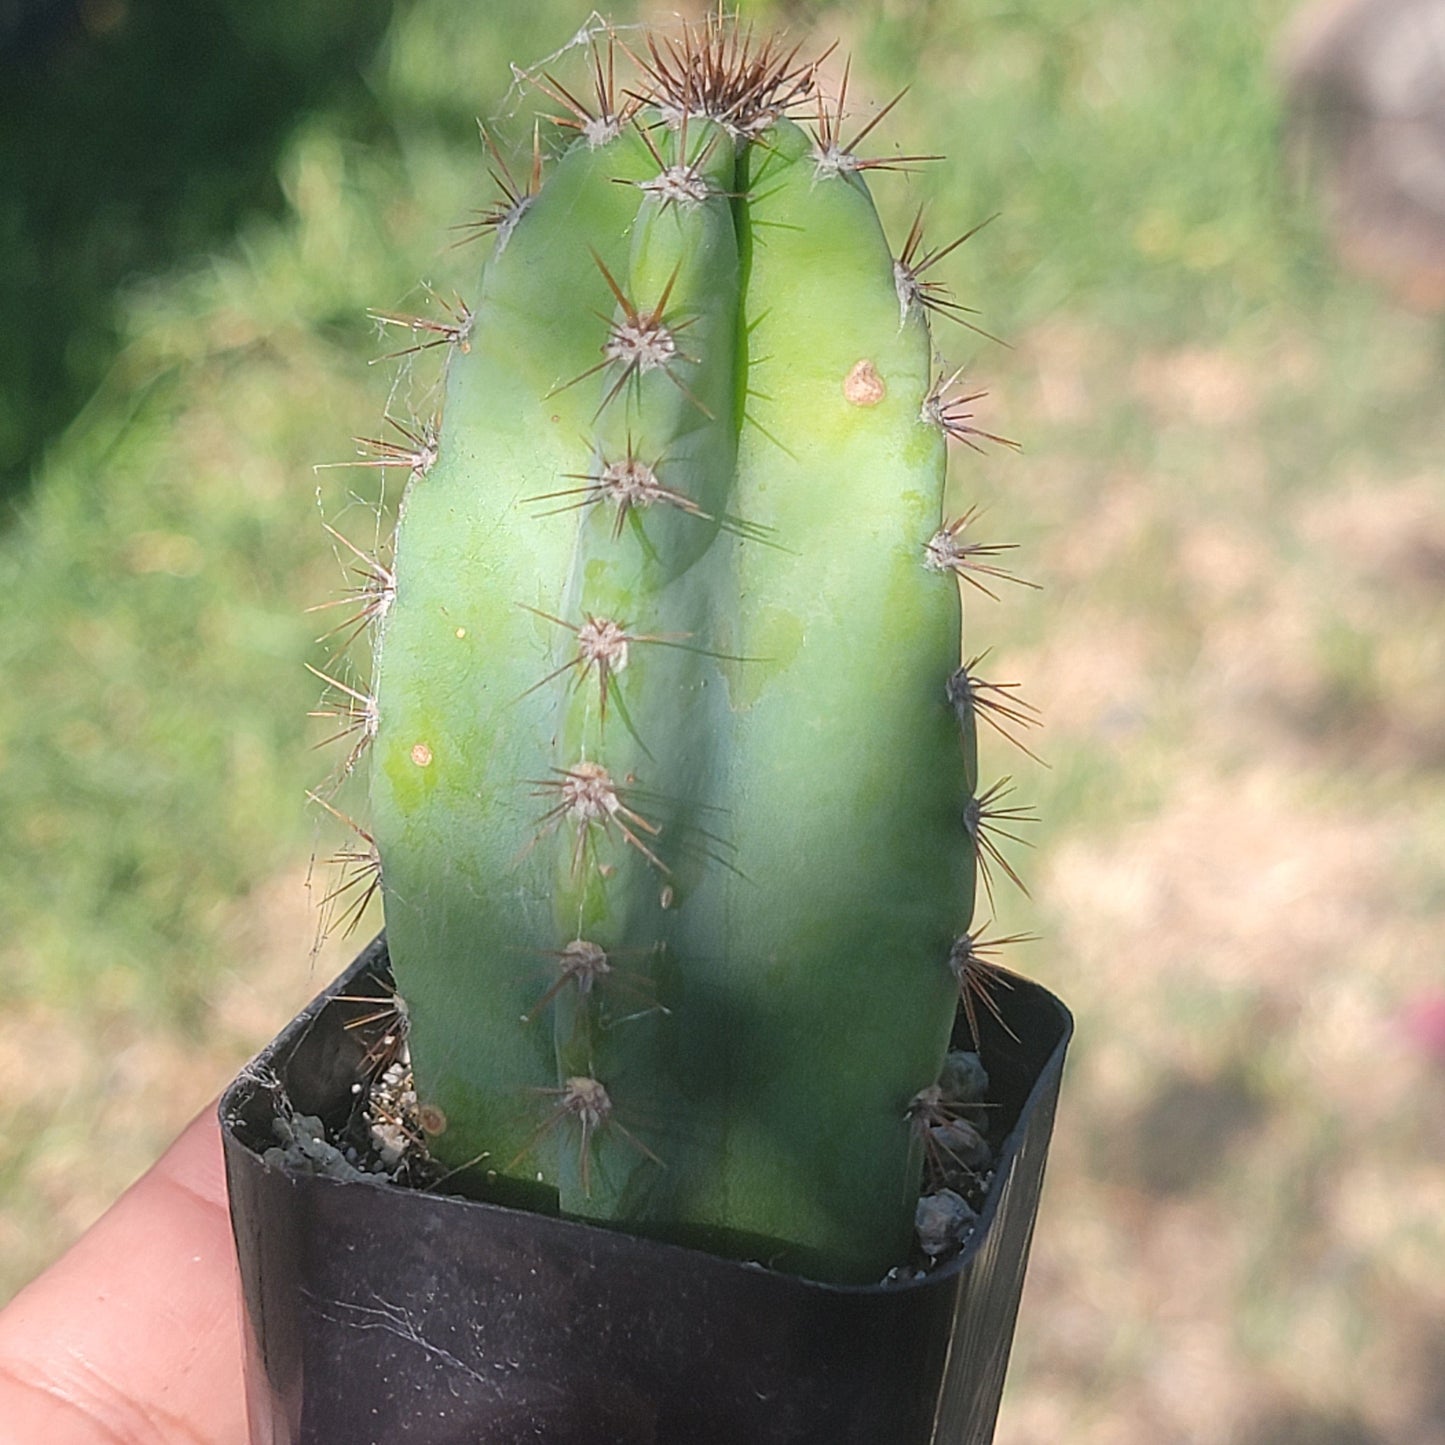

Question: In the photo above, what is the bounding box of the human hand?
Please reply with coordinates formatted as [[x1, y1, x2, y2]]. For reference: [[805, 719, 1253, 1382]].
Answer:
[[0, 1108, 247, 1444]]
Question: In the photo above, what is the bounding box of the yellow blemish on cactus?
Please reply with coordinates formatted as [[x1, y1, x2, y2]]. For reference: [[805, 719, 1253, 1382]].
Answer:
[[722, 606, 803, 711]]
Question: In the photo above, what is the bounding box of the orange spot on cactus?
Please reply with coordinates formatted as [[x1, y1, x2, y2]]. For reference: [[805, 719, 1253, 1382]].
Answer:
[[843, 359, 886, 406]]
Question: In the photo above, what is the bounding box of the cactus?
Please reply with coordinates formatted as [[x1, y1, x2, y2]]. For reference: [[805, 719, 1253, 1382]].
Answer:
[[319, 14, 1034, 1286]]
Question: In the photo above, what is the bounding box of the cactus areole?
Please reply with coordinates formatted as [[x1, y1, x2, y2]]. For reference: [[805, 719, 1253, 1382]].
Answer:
[[341, 19, 1033, 1286]]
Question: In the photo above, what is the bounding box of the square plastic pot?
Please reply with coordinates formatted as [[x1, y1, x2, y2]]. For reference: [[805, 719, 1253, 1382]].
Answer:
[[222, 934, 1071, 1445]]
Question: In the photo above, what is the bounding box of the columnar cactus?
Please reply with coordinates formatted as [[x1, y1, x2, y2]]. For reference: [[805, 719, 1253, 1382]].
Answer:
[[320, 16, 1033, 1286]]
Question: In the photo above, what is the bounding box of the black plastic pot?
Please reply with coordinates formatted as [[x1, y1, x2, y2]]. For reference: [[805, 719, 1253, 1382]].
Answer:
[[222, 934, 1071, 1445]]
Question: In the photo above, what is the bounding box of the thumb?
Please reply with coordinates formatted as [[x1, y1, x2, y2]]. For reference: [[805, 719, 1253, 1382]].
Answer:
[[0, 1106, 248, 1444]]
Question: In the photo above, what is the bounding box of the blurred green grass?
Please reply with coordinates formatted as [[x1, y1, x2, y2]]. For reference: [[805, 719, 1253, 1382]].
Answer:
[[0, 0, 396, 511], [3, 0, 1444, 1437]]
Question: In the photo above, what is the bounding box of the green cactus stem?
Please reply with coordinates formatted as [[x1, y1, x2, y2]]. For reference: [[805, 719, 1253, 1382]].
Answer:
[[339, 16, 1032, 1284]]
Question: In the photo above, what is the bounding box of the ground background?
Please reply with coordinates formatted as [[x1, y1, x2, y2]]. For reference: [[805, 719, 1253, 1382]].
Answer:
[[2, 0, 1443, 1440]]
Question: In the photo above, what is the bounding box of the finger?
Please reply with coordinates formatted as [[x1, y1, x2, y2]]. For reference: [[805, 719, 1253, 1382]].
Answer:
[[0, 1106, 247, 1445]]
